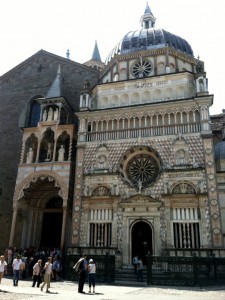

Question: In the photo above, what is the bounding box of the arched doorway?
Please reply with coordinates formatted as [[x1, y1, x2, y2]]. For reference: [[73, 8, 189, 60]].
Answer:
[[131, 220, 153, 265]]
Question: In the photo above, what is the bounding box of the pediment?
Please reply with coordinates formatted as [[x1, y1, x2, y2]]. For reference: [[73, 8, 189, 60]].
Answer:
[[0, 49, 98, 79], [123, 194, 161, 204]]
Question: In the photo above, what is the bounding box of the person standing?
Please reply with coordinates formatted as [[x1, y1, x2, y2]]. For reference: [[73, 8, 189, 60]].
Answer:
[[0, 255, 7, 288], [137, 256, 143, 282], [40, 257, 53, 293], [78, 254, 88, 293], [12, 254, 22, 286], [88, 259, 96, 293], [132, 255, 138, 274], [32, 259, 42, 287]]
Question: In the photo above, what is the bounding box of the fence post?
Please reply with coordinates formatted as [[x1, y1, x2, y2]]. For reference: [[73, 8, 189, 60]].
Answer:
[[193, 254, 198, 287], [147, 254, 152, 285]]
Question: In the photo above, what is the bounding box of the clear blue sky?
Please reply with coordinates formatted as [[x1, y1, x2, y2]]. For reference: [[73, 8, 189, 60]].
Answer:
[[1, 0, 223, 115]]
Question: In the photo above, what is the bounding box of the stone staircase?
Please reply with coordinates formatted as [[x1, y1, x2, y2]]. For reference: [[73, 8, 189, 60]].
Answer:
[[114, 266, 147, 287]]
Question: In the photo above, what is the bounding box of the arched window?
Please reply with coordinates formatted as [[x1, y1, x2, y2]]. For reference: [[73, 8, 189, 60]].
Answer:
[[28, 100, 40, 127]]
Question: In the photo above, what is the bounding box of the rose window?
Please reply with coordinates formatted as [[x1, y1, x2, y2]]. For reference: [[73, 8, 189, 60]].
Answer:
[[119, 146, 162, 188], [132, 60, 152, 78]]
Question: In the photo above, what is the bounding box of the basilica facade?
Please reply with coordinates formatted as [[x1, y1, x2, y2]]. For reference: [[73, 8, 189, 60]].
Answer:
[[0, 3, 225, 267]]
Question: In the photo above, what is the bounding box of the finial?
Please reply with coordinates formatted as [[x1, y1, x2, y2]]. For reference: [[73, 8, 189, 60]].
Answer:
[[66, 49, 70, 59]]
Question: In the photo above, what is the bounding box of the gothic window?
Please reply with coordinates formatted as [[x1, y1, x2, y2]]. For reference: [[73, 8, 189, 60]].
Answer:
[[28, 100, 40, 127], [172, 207, 200, 248]]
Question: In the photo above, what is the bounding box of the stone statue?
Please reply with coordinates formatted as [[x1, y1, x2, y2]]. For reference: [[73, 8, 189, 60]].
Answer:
[[47, 107, 53, 121], [42, 109, 47, 121], [138, 180, 142, 194], [53, 108, 59, 121], [26, 147, 34, 163], [46, 143, 52, 160], [58, 145, 65, 162]]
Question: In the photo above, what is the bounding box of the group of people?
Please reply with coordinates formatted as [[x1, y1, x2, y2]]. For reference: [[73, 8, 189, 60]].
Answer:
[[73, 253, 96, 294], [0, 245, 63, 293], [133, 255, 144, 282]]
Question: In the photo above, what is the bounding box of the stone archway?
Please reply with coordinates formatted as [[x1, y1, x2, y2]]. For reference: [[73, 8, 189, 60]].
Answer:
[[131, 220, 153, 265], [10, 171, 69, 249]]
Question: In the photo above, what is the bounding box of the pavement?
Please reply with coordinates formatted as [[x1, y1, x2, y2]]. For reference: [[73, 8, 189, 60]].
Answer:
[[0, 277, 225, 300]]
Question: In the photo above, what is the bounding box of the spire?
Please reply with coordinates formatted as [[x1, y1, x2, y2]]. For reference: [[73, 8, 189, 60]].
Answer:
[[46, 65, 62, 98], [92, 40, 101, 62], [140, 2, 156, 29]]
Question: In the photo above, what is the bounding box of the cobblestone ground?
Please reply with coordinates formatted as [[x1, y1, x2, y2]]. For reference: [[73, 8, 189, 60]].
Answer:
[[0, 276, 225, 300]]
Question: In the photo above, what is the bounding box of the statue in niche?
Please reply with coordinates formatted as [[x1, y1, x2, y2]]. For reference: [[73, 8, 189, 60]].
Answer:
[[42, 109, 47, 121], [84, 185, 89, 196], [46, 143, 52, 161], [198, 180, 205, 193], [47, 107, 53, 121], [26, 147, 34, 163], [138, 180, 142, 194], [58, 145, 65, 162], [175, 149, 186, 165], [53, 108, 59, 120], [163, 181, 169, 194]]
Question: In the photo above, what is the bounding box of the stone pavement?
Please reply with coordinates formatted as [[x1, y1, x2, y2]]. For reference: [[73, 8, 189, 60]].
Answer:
[[0, 277, 225, 300]]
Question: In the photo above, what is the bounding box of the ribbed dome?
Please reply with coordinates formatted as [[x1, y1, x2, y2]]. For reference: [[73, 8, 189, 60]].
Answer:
[[214, 141, 225, 160], [105, 28, 193, 64], [105, 4, 194, 64]]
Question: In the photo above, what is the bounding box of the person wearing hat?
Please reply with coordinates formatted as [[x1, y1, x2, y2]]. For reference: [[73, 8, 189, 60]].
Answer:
[[0, 255, 7, 287], [12, 254, 22, 286], [88, 259, 96, 293]]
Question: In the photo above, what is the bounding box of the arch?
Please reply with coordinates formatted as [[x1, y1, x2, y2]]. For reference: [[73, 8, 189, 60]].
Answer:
[[121, 94, 129, 106], [110, 95, 119, 107], [153, 89, 161, 102], [120, 68, 127, 80], [172, 182, 196, 194], [131, 220, 153, 265], [56, 131, 70, 161], [24, 133, 38, 163], [92, 186, 112, 196], [131, 92, 139, 105], [39, 128, 55, 162], [157, 61, 165, 75], [141, 90, 151, 103], [164, 87, 173, 100], [13, 170, 68, 204], [28, 99, 42, 127]]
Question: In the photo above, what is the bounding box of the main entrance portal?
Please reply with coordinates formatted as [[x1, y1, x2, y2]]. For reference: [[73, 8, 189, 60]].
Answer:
[[131, 220, 152, 265], [41, 212, 62, 248]]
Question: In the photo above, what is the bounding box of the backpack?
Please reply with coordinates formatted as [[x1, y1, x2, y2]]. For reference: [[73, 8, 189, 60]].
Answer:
[[73, 258, 84, 272]]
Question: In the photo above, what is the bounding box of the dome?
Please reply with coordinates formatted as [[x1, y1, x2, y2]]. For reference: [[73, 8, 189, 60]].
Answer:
[[214, 141, 225, 160], [105, 3, 194, 64]]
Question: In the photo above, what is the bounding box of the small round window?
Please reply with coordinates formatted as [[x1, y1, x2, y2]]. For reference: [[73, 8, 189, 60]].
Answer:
[[132, 60, 152, 78]]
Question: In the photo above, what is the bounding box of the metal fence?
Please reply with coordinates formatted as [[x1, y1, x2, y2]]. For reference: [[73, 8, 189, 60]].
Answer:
[[147, 255, 225, 286], [63, 253, 115, 283]]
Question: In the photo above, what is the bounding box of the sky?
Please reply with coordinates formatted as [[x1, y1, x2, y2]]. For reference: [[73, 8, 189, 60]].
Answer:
[[0, 0, 224, 115]]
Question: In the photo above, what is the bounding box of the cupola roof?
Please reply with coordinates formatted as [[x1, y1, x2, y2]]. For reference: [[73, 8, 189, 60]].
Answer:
[[105, 2, 194, 64]]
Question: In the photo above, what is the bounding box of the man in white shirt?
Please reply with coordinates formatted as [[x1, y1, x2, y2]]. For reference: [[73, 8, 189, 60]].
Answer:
[[12, 254, 22, 286]]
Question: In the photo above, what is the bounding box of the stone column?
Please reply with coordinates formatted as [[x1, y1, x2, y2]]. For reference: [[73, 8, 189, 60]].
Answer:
[[60, 206, 67, 251], [9, 208, 18, 247]]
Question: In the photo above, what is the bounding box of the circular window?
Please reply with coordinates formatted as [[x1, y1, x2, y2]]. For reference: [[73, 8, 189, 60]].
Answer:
[[132, 60, 152, 78], [126, 154, 159, 186], [119, 146, 162, 188]]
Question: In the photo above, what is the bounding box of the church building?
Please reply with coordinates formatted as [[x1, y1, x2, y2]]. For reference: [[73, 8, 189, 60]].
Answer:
[[0, 3, 224, 267]]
